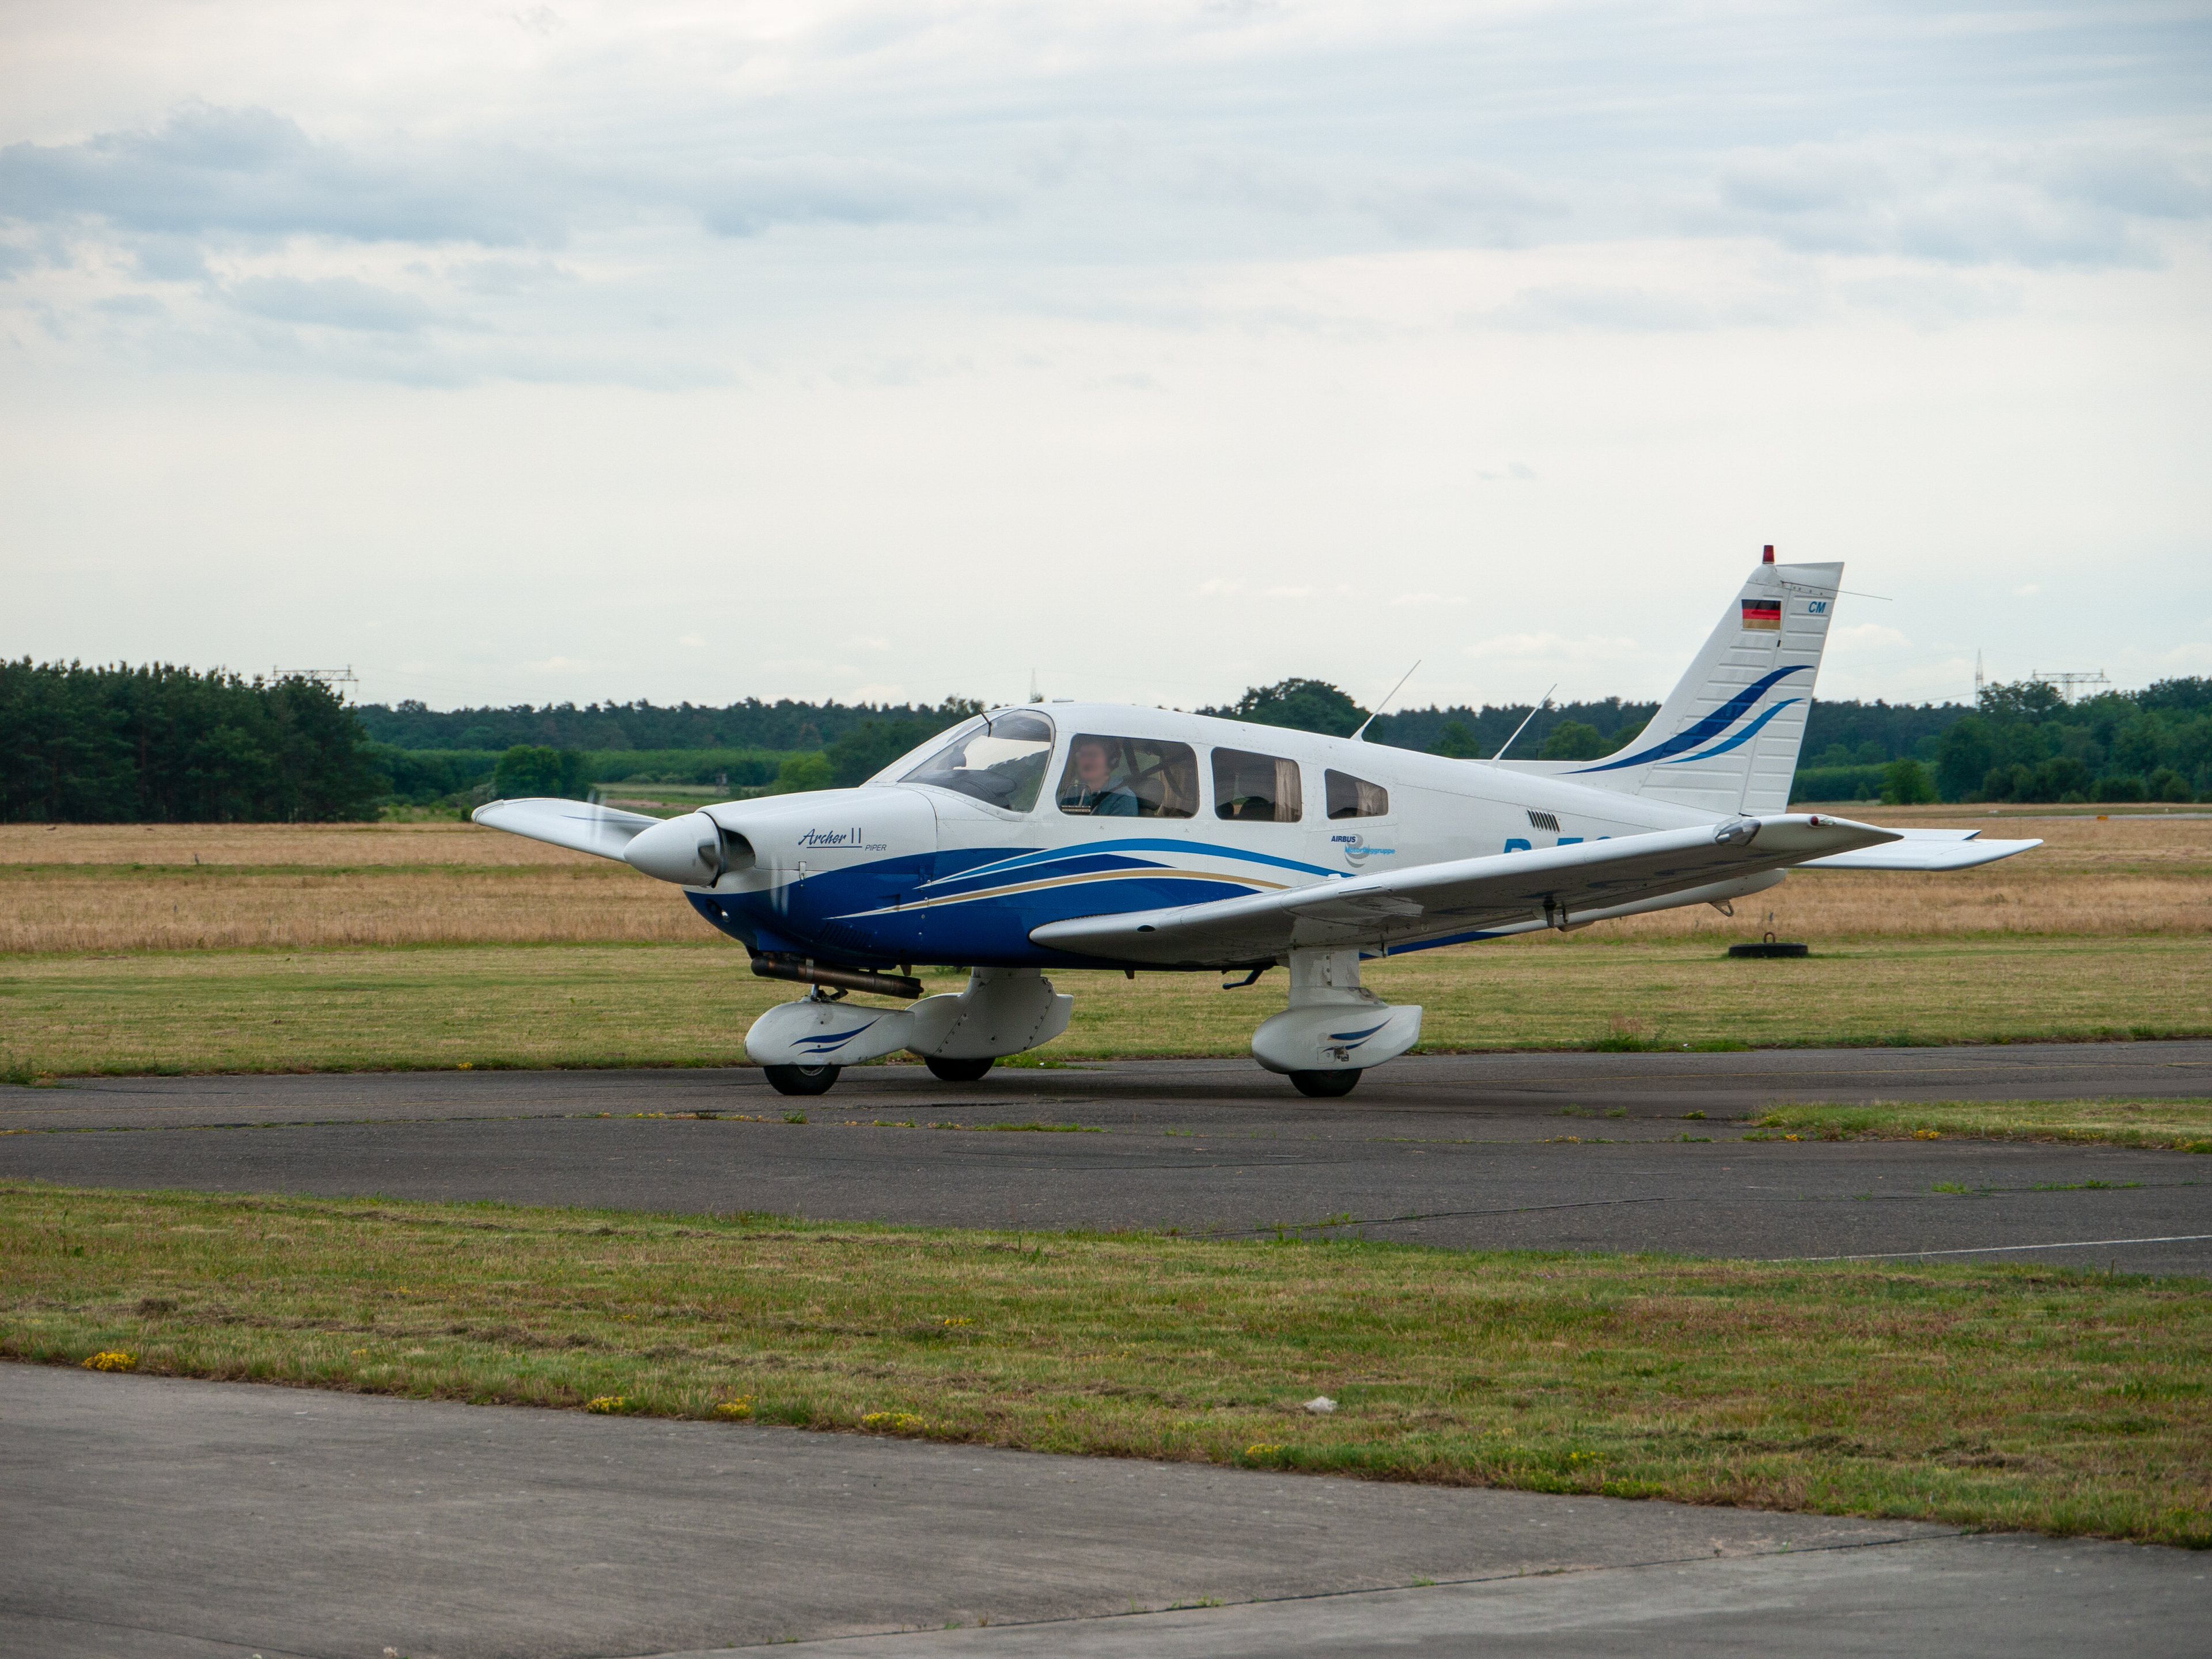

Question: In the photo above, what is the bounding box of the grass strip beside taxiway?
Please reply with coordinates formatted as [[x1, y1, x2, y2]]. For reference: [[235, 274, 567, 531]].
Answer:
[[1751, 1098, 2212, 1153], [5, 1182, 2207, 1548], [3, 934, 2209, 1080]]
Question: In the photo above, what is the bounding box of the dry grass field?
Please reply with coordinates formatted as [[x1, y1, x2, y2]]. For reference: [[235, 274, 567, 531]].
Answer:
[[7, 1183, 2207, 1546], [2, 812, 2205, 1075], [0, 821, 693, 952], [1, 810, 2206, 953]]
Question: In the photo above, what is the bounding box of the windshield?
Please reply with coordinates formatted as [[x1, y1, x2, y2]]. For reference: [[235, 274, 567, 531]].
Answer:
[[900, 710, 1055, 812]]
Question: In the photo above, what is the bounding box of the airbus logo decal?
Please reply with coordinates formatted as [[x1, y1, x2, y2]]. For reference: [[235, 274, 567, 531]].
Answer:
[[1333, 833, 1396, 865]]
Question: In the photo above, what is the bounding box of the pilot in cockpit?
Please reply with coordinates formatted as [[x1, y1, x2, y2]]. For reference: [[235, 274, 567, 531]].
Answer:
[[1058, 736, 1140, 816]]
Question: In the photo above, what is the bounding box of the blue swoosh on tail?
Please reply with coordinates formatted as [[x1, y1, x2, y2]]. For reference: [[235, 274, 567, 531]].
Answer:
[[1668, 698, 1802, 764], [1571, 665, 1809, 774]]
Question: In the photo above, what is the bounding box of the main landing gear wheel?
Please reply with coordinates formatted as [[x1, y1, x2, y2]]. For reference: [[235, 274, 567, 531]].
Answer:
[[762, 1063, 841, 1097], [1289, 1069, 1361, 1099], [925, 1056, 995, 1083]]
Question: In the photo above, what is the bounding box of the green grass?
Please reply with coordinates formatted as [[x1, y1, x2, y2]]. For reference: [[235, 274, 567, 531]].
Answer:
[[1753, 1098, 2212, 1153], [6, 1182, 2206, 1547], [2, 935, 2207, 1079]]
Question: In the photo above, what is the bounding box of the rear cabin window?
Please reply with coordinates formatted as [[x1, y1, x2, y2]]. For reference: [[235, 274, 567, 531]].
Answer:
[[1325, 770, 1389, 819], [1055, 734, 1200, 819], [1213, 748, 1303, 823]]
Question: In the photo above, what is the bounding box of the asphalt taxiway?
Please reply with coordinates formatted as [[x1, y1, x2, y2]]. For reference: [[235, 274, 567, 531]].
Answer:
[[5, 1365, 2204, 1659], [7, 1046, 2209, 1656], [4, 1043, 2208, 1272]]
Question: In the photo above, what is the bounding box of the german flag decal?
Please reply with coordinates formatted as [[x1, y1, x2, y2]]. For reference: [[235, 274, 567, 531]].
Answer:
[[1741, 599, 1782, 631]]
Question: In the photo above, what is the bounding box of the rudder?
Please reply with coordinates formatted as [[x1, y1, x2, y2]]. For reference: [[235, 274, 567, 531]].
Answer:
[[1563, 548, 1841, 817]]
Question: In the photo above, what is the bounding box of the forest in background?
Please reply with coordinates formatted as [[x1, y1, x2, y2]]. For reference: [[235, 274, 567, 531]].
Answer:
[[6, 656, 2210, 821], [0, 660, 384, 822]]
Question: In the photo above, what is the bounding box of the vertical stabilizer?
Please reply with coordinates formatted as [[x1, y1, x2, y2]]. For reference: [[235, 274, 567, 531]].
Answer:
[[1563, 549, 1841, 817]]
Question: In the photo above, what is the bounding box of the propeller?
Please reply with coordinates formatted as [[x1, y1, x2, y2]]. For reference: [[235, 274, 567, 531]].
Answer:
[[623, 810, 753, 887]]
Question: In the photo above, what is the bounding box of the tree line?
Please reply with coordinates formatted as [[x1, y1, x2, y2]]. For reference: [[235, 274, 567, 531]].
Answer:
[[0, 659, 384, 823], [1924, 679, 2212, 804], [8, 657, 2208, 821]]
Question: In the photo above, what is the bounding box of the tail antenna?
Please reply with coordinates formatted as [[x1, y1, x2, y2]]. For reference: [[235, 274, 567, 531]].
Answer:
[[1350, 660, 1421, 743], [1488, 684, 1557, 764]]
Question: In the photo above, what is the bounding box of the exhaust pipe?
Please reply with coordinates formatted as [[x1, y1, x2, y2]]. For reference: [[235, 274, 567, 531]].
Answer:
[[750, 953, 923, 1001]]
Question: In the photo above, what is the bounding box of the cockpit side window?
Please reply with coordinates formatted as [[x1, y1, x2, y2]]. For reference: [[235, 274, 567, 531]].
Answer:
[[1213, 748, 1303, 823], [899, 710, 1055, 812], [1056, 734, 1199, 819], [1324, 770, 1389, 819]]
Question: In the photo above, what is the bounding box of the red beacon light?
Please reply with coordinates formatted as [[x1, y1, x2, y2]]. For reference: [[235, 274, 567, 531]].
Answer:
[[1763, 544, 1775, 563]]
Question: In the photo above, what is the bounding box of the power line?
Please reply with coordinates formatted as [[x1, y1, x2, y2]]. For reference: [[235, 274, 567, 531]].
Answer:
[[2028, 669, 2112, 704], [272, 665, 358, 700]]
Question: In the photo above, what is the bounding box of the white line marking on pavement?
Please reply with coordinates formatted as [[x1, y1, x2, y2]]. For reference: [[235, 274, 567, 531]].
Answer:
[[1776, 1233, 2212, 1262]]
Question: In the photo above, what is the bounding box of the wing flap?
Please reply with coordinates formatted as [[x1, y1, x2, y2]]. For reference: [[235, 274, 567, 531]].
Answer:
[[1031, 813, 1897, 965], [471, 797, 661, 862]]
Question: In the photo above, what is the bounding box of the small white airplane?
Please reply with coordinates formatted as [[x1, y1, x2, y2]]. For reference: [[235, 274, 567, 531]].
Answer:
[[476, 550, 2037, 1099]]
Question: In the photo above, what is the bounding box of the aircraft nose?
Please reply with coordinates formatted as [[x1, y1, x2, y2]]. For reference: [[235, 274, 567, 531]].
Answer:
[[623, 811, 727, 886]]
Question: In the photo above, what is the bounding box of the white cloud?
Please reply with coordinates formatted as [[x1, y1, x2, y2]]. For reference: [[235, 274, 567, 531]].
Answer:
[[0, 1, 2204, 707], [224, 274, 436, 333], [1830, 623, 1913, 650], [2013, 584, 2041, 597], [0, 104, 573, 246], [1465, 632, 1642, 661], [2127, 641, 2212, 675], [1703, 138, 2211, 271]]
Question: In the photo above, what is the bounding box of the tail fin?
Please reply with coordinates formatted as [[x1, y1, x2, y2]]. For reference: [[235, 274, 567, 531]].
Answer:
[[1562, 549, 1840, 817]]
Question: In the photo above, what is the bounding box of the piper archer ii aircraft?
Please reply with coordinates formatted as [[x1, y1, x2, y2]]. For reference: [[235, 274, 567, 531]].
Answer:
[[475, 549, 2037, 1099]]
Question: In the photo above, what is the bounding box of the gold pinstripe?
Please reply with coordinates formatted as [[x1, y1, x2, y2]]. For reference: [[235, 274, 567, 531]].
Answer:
[[830, 863, 1290, 921]]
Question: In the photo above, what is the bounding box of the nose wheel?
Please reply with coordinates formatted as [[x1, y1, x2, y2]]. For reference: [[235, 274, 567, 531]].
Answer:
[[762, 1063, 841, 1097], [925, 1056, 994, 1083], [1288, 1069, 1360, 1098]]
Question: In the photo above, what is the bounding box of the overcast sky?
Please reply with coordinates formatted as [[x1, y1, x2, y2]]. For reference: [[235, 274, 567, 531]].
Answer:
[[3, 1, 2207, 717]]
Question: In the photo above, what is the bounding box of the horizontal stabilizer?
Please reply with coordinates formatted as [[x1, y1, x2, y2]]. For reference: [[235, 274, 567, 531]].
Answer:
[[1799, 835, 2041, 871], [471, 797, 660, 861]]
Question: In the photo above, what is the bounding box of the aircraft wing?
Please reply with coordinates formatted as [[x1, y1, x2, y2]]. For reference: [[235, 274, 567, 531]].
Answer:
[[1029, 813, 1899, 967], [1795, 827, 2042, 870], [471, 797, 661, 861]]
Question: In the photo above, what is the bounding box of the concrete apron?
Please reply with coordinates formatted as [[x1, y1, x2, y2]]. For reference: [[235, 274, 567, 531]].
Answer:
[[6, 1366, 2205, 1659]]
